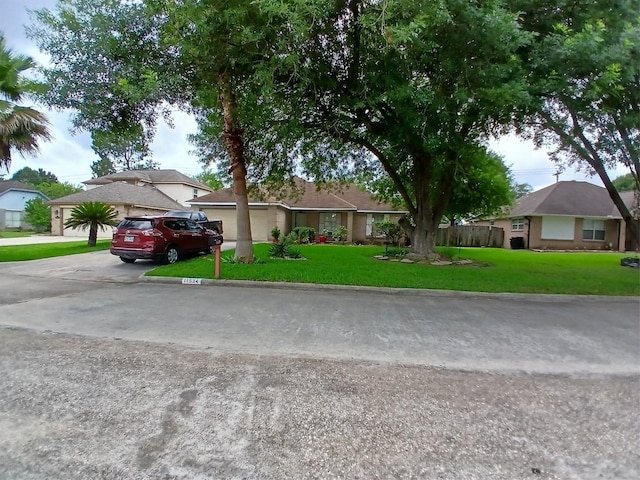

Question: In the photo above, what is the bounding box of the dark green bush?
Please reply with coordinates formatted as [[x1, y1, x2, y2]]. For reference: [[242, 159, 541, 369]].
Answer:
[[291, 226, 315, 244]]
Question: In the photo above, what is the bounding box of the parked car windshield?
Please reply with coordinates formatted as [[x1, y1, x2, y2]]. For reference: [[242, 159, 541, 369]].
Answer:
[[117, 219, 154, 230]]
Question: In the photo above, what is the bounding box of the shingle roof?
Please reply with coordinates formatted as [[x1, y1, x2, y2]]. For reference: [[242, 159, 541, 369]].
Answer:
[[0, 180, 46, 196], [49, 182, 184, 210], [189, 178, 403, 213], [510, 181, 625, 218], [84, 169, 211, 191]]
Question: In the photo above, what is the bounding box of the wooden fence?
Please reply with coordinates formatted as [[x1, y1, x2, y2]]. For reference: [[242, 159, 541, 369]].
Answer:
[[436, 225, 504, 248]]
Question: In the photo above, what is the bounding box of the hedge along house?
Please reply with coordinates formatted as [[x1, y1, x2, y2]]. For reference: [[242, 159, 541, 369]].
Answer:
[[475, 181, 638, 252], [187, 178, 407, 242], [49, 182, 184, 238]]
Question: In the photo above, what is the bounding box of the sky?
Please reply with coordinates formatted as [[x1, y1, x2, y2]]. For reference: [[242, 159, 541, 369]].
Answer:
[[1, 0, 628, 190]]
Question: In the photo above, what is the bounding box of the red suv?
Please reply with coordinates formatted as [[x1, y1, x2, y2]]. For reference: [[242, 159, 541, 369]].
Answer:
[[110, 216, 223, 264]]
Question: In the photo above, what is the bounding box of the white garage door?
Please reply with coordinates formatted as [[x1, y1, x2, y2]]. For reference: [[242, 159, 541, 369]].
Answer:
[[202, 208, 269, 241]]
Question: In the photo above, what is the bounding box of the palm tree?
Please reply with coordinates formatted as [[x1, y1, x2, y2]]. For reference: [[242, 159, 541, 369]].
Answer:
[[64, 202, 118, 247], [0, 35, 51, 171]]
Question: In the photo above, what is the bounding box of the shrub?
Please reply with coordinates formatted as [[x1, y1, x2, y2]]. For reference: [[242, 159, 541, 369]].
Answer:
[[374, 220, 403, 247], [269, 233, 295, 258], [333, 225, 348, 242], [24, 197, 51, 232], [271, 226, 281, 240], [291, 226, 315, 244]]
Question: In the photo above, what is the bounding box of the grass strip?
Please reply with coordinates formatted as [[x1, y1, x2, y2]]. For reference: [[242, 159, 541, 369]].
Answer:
[[0, 231, 37, 238], [0, 239, 111, 262], [147, 244, 640, 296]]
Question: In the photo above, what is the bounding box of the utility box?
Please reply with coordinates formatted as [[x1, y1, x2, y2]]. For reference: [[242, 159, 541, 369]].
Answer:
[[510, 237, 525, 249]]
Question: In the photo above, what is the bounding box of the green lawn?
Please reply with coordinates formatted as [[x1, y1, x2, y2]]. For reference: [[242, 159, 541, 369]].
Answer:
[[0, 239, 111, 262], [147, 244, 640, 296], [0, 230, 37, 238]]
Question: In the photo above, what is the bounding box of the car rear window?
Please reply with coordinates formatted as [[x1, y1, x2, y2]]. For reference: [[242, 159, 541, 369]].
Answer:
[[117, 219, 154, 230], [164, 211, 190, 218]]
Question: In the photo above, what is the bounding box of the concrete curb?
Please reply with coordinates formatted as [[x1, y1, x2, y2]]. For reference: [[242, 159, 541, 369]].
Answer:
[[138, 274, 638, 303]]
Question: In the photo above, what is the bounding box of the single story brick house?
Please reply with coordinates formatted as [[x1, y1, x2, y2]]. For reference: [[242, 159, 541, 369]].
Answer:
[[474, 181, 638, 252], [188, 178, 407, 242]]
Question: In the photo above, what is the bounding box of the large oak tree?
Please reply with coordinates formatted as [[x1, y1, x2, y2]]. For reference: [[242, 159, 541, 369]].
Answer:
[[250, 0, 532, 259]]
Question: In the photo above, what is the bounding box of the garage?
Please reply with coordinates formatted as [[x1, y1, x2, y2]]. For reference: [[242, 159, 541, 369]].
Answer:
[[201, 207, 269, 241]]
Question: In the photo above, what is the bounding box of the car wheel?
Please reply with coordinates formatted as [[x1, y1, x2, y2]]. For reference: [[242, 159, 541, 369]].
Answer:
[[164, 245, 180, 264], [120, 257, 136, 264]]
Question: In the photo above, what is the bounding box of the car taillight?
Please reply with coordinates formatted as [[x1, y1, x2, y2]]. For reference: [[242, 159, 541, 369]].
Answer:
[[141, 229, 163, 237]]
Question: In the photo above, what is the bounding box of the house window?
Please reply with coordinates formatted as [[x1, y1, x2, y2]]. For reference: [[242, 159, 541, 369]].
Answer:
[[5, 210, 21, 228], [192, 188, 198, 198], [319, 212, 341, 236], [583, 219, 605, 241], [366, 213, 390, 237], [511, 217, 525, 231]]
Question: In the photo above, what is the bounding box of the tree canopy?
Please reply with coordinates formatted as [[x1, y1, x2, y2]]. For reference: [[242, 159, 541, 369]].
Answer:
[[612, 173, 638, 192], [511, 0, 640, 245], [0, 35, 50, 171], [247, 0, 531, 258], [11, 166, 58, 184]]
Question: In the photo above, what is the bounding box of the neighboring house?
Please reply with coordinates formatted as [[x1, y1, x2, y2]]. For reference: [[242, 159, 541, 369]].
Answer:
[[49, 182, 185, 238], [0, 180, 49, 230], [475, 181, 639, 252], [49, 169, 212, 238], [83, 169, 213, 206], [188, 178, 407, 242]]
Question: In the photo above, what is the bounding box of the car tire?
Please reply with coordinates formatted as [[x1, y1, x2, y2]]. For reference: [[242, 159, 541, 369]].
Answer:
[[164, 245, 180, 265], [120, 257, 136, 264]]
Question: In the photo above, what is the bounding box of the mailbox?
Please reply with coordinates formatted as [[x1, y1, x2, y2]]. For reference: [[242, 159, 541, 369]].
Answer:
[[208, 234, 223, 246]]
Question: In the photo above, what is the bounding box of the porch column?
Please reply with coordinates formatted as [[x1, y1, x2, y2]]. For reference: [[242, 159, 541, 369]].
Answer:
[[619, 219, 627, 252], [346, 211, 354, 243]]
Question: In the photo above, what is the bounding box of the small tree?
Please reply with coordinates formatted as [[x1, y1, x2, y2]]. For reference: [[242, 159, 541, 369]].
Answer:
[[24, 197, 51, 232], [63, 201, 117, 247], [333, 226, 348, 243], [374, 220, 404, 248]]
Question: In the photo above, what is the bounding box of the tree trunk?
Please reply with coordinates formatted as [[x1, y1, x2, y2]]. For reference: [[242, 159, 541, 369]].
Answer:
[[397, 154, 456, 261], [88, 224, 97, 247], [219, 75, 254, 262], [400, 212, 439, 261]]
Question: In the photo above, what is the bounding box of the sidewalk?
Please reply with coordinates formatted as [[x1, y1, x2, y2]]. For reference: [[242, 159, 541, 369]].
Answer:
[[0, 235, 97, 246]]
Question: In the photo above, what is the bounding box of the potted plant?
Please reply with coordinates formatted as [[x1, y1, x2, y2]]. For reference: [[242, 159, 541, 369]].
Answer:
[[271, 226, 281, 243], [318, 229, 328, 243]]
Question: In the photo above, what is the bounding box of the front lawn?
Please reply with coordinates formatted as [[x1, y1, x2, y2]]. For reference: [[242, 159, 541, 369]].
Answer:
[[0, 239, 111, 262], [147, 244, 640, 296], [0, 230, 37, 238]]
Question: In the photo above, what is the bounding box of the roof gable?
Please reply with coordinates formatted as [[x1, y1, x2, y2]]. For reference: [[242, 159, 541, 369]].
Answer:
[[188, 179, 403, 212], [49, 182, 184, 210], [84, 169, 212, 192], [0, 180, 47, 198], [510, 181, 622, 218]]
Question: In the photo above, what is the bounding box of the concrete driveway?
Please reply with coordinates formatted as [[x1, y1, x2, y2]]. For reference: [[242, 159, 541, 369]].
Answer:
[[0, 245, 638, 479]]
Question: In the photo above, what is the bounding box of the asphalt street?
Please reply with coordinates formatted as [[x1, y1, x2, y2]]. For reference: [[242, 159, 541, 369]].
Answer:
[[0, 248, 638, 479]]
